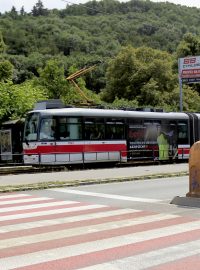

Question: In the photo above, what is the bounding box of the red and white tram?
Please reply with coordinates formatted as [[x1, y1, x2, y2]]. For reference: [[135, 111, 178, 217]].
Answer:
[[23, 102, 200, 166]]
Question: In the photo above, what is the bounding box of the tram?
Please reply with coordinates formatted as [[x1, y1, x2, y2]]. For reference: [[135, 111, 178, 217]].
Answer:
[[23, 101, 200, 166]]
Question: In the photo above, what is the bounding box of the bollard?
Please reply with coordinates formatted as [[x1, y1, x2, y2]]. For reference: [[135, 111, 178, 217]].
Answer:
[[187, 141, 200, 198]]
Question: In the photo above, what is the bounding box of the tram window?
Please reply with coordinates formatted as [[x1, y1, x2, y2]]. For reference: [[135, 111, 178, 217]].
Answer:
[[169, 123, 177, 140], [178, 122, 188, 144], [115, 124, 124, 139], [84, 118, 105, 140], [106, 119, 124, 140], [128, 119, 142, 125], [128, 124, 145, 142], [144, 121, 160, 143], [57, 117, 82, 140], [39, 118, 55, 140], [24, 113, 39, 141]]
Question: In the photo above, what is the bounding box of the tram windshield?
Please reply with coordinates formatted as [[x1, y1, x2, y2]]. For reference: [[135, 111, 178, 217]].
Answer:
[[24, 113, 39, 141]]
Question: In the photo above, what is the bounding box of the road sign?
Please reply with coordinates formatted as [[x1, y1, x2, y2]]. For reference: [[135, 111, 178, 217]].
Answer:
[[179, 56, 200, 83]]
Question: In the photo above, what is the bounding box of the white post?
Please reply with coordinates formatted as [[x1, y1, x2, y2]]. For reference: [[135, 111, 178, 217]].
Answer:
[[178, 58, 183, 112], [179, 76, 183, 112]]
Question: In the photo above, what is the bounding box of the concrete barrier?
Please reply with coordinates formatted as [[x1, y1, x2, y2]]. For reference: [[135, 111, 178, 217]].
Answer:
[[170, 142, 200, 208], [187, 141, 200, 198]]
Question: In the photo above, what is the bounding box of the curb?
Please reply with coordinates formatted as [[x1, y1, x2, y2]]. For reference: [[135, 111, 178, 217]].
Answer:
[[0, 171, 188, 193], [170, 195, 200, 208]]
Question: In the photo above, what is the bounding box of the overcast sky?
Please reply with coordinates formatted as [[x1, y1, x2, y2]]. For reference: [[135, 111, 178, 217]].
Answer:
[[0, 0, 200, 13]]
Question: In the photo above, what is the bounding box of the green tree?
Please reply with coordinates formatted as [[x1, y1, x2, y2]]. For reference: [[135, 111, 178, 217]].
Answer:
[[0, 80, 47, 121], [102, 46, 140, 102], [0, 60, 13, 82], [163, 85, 200, 112], [176, 33, 200, 58], [102, 45, 176, 107], [0, 82, 11, 121], [38, 59, 68, 99], [0, 32, 6, 54], [20, 6, 26, 16], [10, 81, 48, 118], [9, 6, 18, 19], [31, 0, 48, 16]]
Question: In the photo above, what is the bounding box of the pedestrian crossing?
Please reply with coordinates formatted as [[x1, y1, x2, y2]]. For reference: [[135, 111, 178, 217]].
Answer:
[[0, 192, 199, 270]]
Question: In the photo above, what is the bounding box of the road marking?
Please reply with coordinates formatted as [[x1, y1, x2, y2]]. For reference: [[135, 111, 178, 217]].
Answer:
[[0, 200, 79, 213], [0, 194, 32, 200], [0, 192, 199, 270], [0, 213, 180, 249], [53, 189, 162, 203], [0, 204, 107, 222], [1, 222, 200, 269], [79, 241, 200, 270], [0, 208, 140, 234], [0, 197, 54, 205]]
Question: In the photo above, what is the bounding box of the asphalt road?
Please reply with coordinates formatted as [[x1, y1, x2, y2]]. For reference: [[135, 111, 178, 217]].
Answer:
[[1, 175, 200, 269], [28, 175, 200, 218]]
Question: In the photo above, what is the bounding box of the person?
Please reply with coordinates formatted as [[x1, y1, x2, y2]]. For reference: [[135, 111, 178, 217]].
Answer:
[[40, 124, 55, 140], [60, 131, 70, 140], [157, 129, 169, 160], [90, 128, 102, 140]]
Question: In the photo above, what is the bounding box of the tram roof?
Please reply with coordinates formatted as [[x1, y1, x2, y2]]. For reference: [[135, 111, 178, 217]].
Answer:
[[29, 107, 189, 120]]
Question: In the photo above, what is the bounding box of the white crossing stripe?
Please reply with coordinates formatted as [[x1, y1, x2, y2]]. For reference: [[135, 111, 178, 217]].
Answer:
[[0, 194, 31, 199], [53, 188, 162, 203], [0, 204, 107, 221], [0, 200, 79, 213], [0, 197, 53, 205]]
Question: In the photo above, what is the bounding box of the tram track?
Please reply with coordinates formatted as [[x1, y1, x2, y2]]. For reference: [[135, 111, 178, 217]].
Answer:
[[0, 160, 188, 175]]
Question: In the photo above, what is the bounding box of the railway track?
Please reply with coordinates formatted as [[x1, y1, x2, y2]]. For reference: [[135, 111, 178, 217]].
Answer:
[[0, 159, 187, 175]]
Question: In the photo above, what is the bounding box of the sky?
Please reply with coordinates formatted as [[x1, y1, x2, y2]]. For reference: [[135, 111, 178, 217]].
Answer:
[[0, 0, 200, 13]]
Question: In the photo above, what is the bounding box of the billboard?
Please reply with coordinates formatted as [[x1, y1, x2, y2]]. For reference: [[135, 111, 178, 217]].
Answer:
[[179, 56, 200, 83], [0, 129, 12, 161]]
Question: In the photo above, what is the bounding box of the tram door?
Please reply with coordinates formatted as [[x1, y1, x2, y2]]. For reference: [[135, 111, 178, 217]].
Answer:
[[168, 122, 178, 160], [127, 120, 145, 160], [186, 113, 199, 145], [39, 118, 56, 164], [157, 121, 178, 161], [177, 120, 190, 160]]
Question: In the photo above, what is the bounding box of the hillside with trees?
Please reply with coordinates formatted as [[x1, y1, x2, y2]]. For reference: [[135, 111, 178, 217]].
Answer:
[[1, 0, 200, 122]]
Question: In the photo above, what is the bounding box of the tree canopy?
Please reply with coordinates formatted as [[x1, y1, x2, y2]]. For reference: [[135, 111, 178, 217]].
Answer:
[[1, 0, 200, 123]]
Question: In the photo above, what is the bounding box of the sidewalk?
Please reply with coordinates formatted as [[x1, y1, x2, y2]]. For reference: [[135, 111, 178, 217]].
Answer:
[[0, 163, 188, 191]]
